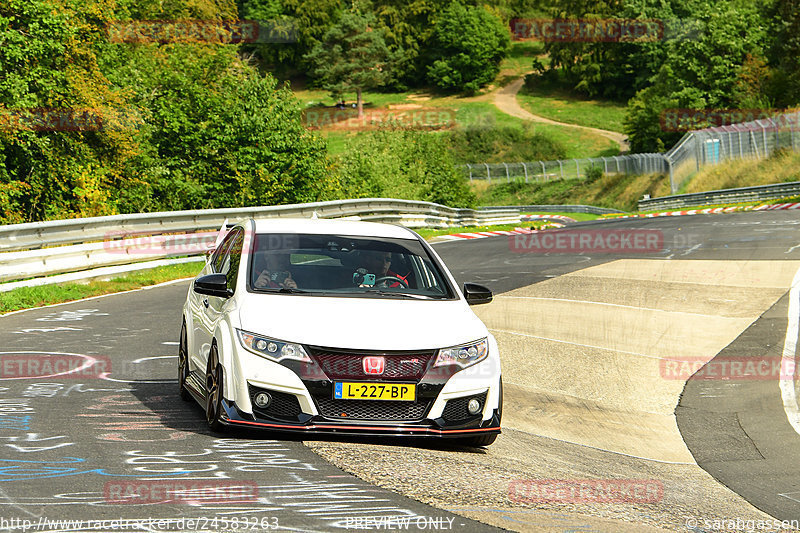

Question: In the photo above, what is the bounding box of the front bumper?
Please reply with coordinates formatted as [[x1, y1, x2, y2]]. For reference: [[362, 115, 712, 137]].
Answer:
[[217, 397, 502, 438], [223, 339, 503, 438]]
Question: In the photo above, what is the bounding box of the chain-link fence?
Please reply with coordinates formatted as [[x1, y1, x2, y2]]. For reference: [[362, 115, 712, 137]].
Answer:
[[666, 111, 800, 192], [461, 153, 668, 182], [462, 111, 800, 194]]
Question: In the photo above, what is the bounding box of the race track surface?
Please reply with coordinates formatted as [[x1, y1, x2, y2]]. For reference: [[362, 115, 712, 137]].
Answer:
[[2, 211, 800, 532]]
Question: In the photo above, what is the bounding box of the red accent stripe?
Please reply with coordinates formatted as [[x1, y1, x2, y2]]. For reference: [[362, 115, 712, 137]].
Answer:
[[224, 417, 497, 434]]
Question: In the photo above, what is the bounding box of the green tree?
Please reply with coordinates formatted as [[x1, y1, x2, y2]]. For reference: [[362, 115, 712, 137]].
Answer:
[[105, 43, 339, 212], [304, 10, 399, 118], [622, 0, 769, 152], [0, 0, 137, 222], [767, 0, 800, 107], [425, 2, 510, 94], [338, 128, 476, 207], [240, 0, 346, 75]]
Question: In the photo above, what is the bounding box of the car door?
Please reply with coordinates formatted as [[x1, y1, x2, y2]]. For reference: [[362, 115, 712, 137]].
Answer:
[[191, 228, 243, 374]]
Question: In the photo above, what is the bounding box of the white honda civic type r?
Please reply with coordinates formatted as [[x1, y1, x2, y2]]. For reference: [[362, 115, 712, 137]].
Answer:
[[180, 218, 502, 446]]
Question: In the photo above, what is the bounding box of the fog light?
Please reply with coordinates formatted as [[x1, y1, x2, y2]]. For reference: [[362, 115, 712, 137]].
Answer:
[[254, 392, 272, 408], [467, 398, 481, 415]]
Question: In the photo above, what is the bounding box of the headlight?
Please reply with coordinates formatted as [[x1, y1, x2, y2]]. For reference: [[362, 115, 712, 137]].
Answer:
[[433, 338, 488, 369], [236, 329, 311, 363]]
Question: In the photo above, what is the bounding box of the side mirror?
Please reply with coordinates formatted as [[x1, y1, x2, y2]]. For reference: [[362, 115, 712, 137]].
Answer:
[[464, 283, 492, 305], [194, 273, 233, 299]]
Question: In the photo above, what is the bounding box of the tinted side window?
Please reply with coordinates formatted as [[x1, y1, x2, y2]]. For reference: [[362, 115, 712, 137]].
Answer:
[[225, 230, 245, 291], [211, 230, 238, 274]]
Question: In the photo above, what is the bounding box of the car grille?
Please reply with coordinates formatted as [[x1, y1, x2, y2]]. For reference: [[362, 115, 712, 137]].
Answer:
[[306, 347, 436, 381], [315, 397, 432, 421], [442, 392, 488, 422], [248, 384, 303, 422]]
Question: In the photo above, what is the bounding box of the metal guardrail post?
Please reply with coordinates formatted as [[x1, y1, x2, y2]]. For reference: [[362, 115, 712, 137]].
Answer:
[[750, 130, 759, 158], [485, 163, 490, 183], [739, 130, 744, 159], [666, 155, 675, 192], [523, 162, 529, 182], [503, 162, 510, 182], [540, 161, 545, 181], [558, 160, 564, 179], [466, 164, 473, 181]]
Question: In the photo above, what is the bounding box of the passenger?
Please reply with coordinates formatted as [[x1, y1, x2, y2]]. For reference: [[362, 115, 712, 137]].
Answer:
[[253, 252, 298, 289], [360, 250, 408, 288]]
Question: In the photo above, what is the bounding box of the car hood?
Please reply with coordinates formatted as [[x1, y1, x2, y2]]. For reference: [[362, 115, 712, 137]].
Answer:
[[237, 295, 488, 351]]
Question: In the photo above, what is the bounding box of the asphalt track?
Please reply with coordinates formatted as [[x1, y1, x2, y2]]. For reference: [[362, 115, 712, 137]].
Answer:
[[0, 210, 799, 532]]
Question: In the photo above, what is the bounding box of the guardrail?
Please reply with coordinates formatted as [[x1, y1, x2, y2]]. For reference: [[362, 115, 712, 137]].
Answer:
[[637, 181, 800, 211], [0, 199, 523, 284], [479, 204, 623, 215]]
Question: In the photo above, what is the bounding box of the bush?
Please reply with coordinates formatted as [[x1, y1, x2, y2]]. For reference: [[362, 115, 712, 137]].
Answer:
[[337, 128, 476, 208], [584, 165, 603, 183], [447, 125, 567, 163]]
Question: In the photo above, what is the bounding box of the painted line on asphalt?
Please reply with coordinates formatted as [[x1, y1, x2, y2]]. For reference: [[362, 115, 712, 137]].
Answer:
[[0, 277, 195, 318], [489, 328, 662, 361], [779, 265, 800, 435], [496, 295, 739, 319]]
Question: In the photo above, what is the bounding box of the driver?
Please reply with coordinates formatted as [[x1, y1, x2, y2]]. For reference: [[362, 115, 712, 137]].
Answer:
[[253, 252, 298, 289], [360, 250, 408, 288]]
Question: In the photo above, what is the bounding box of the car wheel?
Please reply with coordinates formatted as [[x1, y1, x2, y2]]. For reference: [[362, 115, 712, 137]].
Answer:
[[205, 343, 225, 432], [178, 322, 192, 402]]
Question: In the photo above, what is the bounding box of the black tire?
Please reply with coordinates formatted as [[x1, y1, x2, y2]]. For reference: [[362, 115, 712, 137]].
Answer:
[[458, 433, 498, 447], [178, 322, 192, 402], [205, 343, 225, 432]]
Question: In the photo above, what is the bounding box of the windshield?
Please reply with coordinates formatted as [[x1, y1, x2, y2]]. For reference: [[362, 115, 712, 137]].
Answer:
[[248, 233, 456, 299]]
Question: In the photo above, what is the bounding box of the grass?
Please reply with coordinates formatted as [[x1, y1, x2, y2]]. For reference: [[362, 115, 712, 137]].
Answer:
[[495, 41, 545, 85], [321, 101, 619, 159], [516, 78, 629, 133], [679, 149, 800, 193], [600, 194, 800, 217], [414, 223, 526, 240], [294, 50, 621, 161], [0, 261, 204, 315], [472, 171, 672, 212]]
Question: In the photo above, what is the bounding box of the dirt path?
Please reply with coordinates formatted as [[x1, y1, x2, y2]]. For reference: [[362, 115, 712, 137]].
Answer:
[[494, 75, 630, 153]]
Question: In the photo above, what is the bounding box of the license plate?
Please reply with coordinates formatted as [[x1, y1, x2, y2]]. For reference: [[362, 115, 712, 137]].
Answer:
[[334, 382, 416, 401]]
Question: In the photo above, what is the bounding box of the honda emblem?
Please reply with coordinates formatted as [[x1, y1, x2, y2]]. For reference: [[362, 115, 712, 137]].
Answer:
[[362, 356, 385, 375]]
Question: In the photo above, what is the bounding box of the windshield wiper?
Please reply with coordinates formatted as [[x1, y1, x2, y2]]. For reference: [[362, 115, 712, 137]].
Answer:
[[278, 287, 311, 294], [360, 289, 430, 299]]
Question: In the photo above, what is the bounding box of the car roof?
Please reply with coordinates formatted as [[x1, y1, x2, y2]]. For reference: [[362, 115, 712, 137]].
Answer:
[[250, 218, 419, 240]]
